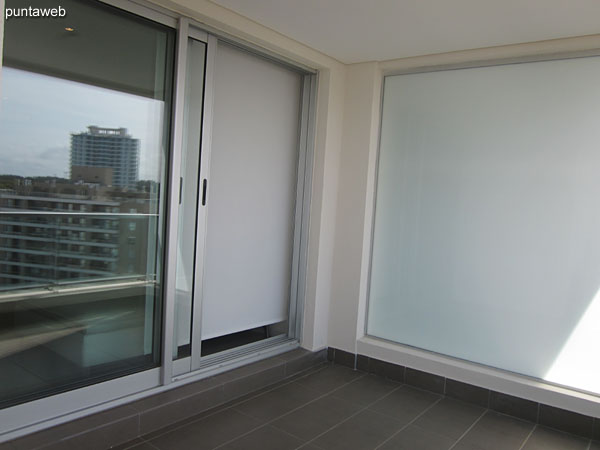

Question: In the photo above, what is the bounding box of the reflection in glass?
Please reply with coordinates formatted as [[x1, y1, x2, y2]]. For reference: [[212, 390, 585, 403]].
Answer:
[[0, 0, 174, 407]]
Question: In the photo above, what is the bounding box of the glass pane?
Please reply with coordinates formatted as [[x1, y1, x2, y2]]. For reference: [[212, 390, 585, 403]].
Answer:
[[0, 0, 174, 407], [368, 56, 600, 395], [174, 38, 206, 360]]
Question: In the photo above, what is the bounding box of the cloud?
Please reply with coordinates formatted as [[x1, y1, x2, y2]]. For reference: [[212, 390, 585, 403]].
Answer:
[[1, 67, 165, 181]]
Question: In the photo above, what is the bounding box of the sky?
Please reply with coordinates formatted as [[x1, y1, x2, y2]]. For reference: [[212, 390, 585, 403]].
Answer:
[[0, 67, 165, 181]]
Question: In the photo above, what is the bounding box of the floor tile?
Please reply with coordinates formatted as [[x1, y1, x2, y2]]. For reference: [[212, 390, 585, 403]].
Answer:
[[120, 442, 159, 450], [233, 381, 321, 421], [284, 350, 327, 376], [538, 404, 594, 439], [140, 404, 231, 441], [148, 408, 263, 450], [357, 355, 370, 372], [108, 437, 146, 449], [10, 405, 138, 450], [276, 348, 313, 362], [295, 365, 363, 394], [489, 391, 538, 423], [330, 374, 399, 406], [377, 424, 455, 450], [444, 379, 490, 408], [271, 394, 362, 440], [218, 425, 304, 450], [129, 377, 221, 412], [222, 365, 286, 402], [40, 416, 139, 450], [327, 348, 335, 362], [452, 411, 534, 450], [521, 426, 589, 450], [364, 358, 405, 383], [311, 409, 403, 450], [368, 385, 441, 425], [412, 397, 485, 440], [217, 357, 284, 383], [138, 385, 225, 435], [405, 368, 445, 394], [10, 360, 590, 450], [333, 349, 356, 369]]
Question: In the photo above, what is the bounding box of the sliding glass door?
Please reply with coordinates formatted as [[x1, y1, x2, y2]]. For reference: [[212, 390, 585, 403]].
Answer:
[[198, 41, 302, 358], [173, 37, 207, 361], [174, 37, 307, 372], [0, 0, 313, 430], [0, 0, 174, 407]]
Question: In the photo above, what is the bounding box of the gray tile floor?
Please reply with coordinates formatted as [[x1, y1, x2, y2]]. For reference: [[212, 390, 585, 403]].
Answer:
[[117, 363, 599, 450]]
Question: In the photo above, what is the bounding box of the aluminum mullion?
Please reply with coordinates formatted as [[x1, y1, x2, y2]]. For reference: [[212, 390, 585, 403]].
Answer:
[[190, 34, 218, 371], [188, 26, 209, 43], [294, 73, 317, 340], [172, 356, 191, 376], [288, 75, 311, 338], [160, 17, 190, 386]]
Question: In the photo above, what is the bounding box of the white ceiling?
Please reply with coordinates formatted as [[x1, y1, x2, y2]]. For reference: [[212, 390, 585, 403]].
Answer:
[[210, 0, 600, 64]]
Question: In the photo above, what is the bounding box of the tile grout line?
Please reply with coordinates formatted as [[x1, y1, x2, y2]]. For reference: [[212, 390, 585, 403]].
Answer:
[[516, 423, 537, 450], [33, 412, 141, 450], [206, 367, 372, 450], [288, 383, 409, 450], [142, 439, 161, 450], [136, 361, 330, 443], [447, 408, 489, 450], [4, 356, 322, 449], [263, 372, 378, 428], [224, 371, 374, 446], [372, 396, 444, 450], [346, 352, 600, 444], [138, 359, 393, 448], [373, 395, 444, 450]]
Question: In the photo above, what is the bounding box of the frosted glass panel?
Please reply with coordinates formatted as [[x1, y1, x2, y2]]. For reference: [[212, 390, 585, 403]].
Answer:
[[368, 56, 600, 394]]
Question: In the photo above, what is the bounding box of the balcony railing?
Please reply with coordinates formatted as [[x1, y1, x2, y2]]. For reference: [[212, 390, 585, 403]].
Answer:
[[0, 211, 159, 293]]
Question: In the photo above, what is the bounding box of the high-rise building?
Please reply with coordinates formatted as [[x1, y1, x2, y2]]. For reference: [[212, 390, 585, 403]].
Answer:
[[70, 126, 140, 188], [0, 186, 152, 289]]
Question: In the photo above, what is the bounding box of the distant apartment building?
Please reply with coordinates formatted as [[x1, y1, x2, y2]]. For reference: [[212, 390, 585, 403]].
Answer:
[[70, 126, 140, 188], [0, 187, 152, 289]]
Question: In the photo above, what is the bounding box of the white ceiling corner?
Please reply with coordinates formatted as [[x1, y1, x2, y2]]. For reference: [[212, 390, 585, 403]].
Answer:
[[210, 0, 600, 64]]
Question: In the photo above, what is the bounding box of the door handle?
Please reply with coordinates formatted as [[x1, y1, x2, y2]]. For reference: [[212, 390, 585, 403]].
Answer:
[[201, 179, 207, 206]]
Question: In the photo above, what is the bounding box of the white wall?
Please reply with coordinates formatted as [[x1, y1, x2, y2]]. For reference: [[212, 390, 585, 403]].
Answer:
[[328, 34, 600, 416], [328, 62, 381, 353]]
